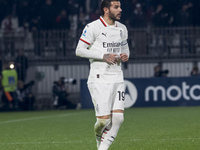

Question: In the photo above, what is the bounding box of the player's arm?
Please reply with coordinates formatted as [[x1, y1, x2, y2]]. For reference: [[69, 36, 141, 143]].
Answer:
[[120, 25, 130, 62], [76, 40, 104, 60], [120, 39, 129, 62], [76, 42, 117, 65], [75, 23, 104, 60]]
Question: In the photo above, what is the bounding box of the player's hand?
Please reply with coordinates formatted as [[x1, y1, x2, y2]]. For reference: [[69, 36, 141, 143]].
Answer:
[[120, 53, 129, 62], [103, 54, 117, 65]]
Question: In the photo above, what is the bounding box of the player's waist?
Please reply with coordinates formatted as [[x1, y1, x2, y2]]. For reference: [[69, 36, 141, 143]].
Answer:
[[88, 71, 124, 83], [89, 68, 123, 76], [91, 61, 121, 68]]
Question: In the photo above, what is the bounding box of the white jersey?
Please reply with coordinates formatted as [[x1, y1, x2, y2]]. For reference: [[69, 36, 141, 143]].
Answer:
[[76, 16, 129, 83]]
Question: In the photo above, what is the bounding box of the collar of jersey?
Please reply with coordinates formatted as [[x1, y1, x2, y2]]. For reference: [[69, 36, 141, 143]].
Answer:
[[100, 16, 117, 27]]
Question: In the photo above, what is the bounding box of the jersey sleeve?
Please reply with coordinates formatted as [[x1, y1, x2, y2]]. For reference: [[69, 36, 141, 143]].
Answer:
[[122, 25, 128, 41], [80, 23, 95, 45], [121, 25, 130, 57], [75, 23, 104, 60]]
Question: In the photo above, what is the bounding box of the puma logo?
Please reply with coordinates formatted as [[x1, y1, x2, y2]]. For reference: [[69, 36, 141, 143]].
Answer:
[[102, 33, 107, 37]]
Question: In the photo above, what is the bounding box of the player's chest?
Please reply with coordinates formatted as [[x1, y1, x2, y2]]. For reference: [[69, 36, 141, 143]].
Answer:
[[95, 27, 123, 54], [96, 27, 123, 42]]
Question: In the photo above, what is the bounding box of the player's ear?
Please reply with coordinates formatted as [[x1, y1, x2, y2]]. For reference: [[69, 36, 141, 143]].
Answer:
[[103, 7, 109, 15]]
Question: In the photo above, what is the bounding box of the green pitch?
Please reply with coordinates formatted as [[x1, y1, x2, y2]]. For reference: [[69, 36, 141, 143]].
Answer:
[[0, 107, 200, 150]]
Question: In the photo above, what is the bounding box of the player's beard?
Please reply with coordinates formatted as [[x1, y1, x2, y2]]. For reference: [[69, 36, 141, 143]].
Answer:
[[108, 11, 121, 21]]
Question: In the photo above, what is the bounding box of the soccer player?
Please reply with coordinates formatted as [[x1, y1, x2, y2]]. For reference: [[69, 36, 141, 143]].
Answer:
[[75, 0, 129, 149]]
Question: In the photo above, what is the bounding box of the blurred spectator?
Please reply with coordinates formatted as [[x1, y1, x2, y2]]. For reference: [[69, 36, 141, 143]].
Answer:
[[151, 4, 171, 55], [67, 0, 79, 36], [174, 2, 193, 53], [1, 14, 19, 56], [78, 0, 86, 14], [29, 16, 40, 32], [0, 0, 200, 32], [154, 65, 169, 77], [29, 16, 41, 56], [129, 3, 147, 54], [15, 49, 29, 82], [90, 8, 100, 21], [1, 14, 19, 34], [87, 0, 99, 14], [153, 4, 172, 27], [1, 62, 18, 110], [143, 0, 154, 26], [55, 9, 70, 30], [175, 3, 192, 27], [39, 0, 57, 30], [15, 80, 35, 110], [190, 66, 200, 76], [120, 0, 135, 25], [55, 9, 71, 56], [52, 77, 79, 110], [28, 0, 43, 20], [125, 0, 139, 16], [0, 0, 9, 24], [78, 11, 89, 29], [130, 3, 147, 28], [16, 0, 30, 27]]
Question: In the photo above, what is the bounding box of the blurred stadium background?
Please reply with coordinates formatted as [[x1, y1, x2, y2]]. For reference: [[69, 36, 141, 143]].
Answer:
[[0, 0, 200, 110], [0, 1, 200, 150]]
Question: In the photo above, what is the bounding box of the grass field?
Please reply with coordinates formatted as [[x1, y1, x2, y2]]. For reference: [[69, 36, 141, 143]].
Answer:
[[0, 107, 200, 150]]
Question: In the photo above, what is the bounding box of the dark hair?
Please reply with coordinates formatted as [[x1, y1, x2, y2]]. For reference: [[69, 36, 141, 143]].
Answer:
[[100, 0, 120, 16]]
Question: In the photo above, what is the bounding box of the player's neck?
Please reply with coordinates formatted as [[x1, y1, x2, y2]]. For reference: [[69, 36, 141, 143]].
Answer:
[[102, 16, 115, 26]]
